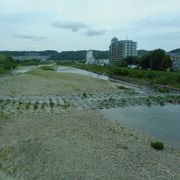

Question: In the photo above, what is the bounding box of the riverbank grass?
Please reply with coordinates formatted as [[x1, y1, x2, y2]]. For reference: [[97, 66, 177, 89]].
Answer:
[[70, 64, 180, 89]]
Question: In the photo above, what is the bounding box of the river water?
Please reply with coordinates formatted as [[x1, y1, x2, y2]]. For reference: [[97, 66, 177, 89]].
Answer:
[[101, 104, 180, 148], [56, 66, 109, 80]]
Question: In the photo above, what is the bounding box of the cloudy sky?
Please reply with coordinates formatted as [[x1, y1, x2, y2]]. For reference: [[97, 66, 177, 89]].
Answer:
[[0, 0, 180, 51]]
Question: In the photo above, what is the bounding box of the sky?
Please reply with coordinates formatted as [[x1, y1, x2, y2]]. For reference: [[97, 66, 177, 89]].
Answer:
[[0, 0, 180, 52]]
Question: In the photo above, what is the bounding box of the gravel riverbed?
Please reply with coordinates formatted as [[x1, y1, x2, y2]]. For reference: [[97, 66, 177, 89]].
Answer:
[[0, 110, 180, 180], [0, 68, 180, 179]]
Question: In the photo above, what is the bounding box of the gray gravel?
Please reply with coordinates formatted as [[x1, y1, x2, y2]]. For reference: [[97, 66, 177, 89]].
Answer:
[[0, 111, 180, 180]]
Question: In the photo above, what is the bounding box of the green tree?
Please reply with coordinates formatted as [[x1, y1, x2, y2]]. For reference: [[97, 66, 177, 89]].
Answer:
[[140, 49, 171, 71], [161, 55, 172, 70], [125, 56, 140, 65], [0, 54, 17, 74]]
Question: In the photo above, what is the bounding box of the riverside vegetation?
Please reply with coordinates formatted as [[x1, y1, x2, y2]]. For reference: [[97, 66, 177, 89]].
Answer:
[[69, 63, 180, 89], [1, 52, 180, 89], [0, 54, 51, 75], [0, 55, 17, 74]]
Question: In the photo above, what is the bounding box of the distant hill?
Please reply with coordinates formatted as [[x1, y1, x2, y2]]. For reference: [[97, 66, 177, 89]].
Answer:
[[0, 50, 58, 57], [137, 49, 180, 57], [93, 50, 109, 59], [0, 50, 59, 61], [49, 50, 109, 61], [0, 50, 109, 61], [49, 50, 86, 61], [1, 49, 165, 61], [169, 48, 180, 55]]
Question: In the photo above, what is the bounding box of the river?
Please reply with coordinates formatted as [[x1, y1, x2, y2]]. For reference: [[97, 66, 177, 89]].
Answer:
[[101, 104, 180, 148]]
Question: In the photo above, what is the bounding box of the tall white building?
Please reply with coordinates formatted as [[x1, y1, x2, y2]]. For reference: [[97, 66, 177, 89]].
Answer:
[[86, 50, 96, 64], [118, 40, 137, 59], [109, 37, 137, 65]]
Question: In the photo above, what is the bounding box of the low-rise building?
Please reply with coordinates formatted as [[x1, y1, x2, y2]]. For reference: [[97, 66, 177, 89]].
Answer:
[[86, 50, 96, 64], [96, 59, 109, 66], [86, 50, 109, 66]]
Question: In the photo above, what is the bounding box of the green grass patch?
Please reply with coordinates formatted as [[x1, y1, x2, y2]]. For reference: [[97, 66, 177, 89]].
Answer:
[[0, 112, 10, 123], [68, 63, 180, 89], [39, 66, 55, 71], [0, 67, 7, 74], [28, 69, 61, 79]]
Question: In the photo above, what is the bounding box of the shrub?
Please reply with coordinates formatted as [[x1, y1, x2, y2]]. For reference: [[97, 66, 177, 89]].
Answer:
[[145, 72, 157, 79], [160, 101, 165, 106], [49, 98, 54, 108], [0, 112, 8, 120], [33, 102, 39, 110], [0, 67, 6, 74], [0, 54, 17, 74], [41, 103, 46, 110], [25, 102, 31, 110], [82, 92, 87, 98], [151, 141, 164, 150]]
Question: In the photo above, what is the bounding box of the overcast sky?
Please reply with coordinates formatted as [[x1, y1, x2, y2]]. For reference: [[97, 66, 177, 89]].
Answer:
[[0, 0, 180, 51]]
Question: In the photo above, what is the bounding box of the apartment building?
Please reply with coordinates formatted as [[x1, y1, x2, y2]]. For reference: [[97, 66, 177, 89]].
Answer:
[[109, 37, 137, 65]]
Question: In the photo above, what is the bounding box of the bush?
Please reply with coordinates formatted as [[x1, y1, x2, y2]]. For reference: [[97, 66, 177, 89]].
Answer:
[[25, 102, 31, 110], [82, 92, 87, 98], [33, 102, 39, 110], [0, 112, 8, 120], [0, 54, 17, 74], [0, 67, 6, 74], [49, 98, 54, 108], [151, 141, 164, 150]]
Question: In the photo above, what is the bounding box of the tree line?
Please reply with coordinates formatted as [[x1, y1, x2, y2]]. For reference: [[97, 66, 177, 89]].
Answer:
[[0, 55, 48, 74], [0, 55, 17, 74], [49, 50, 109, 61], [121, 49, 172, 71], [0, 50, 58, 57], [50, 49, 172, 71], [0, 49, 173, 74]]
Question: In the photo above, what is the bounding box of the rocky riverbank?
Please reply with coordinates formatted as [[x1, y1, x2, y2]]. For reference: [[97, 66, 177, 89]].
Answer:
[[0, 92, 180, 113], [0, 110, 180, 180]]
